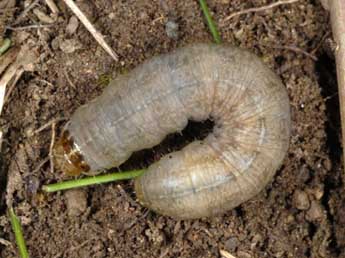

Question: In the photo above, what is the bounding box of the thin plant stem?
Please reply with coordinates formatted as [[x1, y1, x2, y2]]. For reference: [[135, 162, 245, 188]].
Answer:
[[62, 0, 119, 61], [43, 169, 146, 192], [222, 0, 300, 23], [199, 0, 222, 44], [9, 207, 29, 258], [0, 38, 11, 56]]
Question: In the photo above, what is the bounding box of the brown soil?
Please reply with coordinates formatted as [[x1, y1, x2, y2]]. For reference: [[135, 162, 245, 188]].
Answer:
[[0, 0, 344, 257]]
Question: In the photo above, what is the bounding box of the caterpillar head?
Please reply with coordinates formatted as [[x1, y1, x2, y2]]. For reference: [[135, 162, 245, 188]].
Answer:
[[54, 130, 90, 176]]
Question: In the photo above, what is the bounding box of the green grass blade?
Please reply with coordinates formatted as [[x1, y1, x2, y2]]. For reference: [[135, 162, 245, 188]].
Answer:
[[0, 38, 11, 56], [9, 207, 29, 258], [42, 169, 146, 192], [199, 0, 222, 44]]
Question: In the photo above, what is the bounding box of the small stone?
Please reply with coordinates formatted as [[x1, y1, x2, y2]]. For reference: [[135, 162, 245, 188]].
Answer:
[[145, 227, 165, 246], [285, 214, 295, 224], [139, 11, 148, 20], [313, 186, 324, 200], [64, 189, 87, 217], [108, 12, 115, 20], [293, 190, 310, 210], [66, 16, 79, 35], [32, 90, 41, 101], [225, 237, 239, 251], [234, 28, 244, 40], [37, 30, 51, 43], [323, 158, 332, 170], [51, 37, 60, 50], [297, 166, 311, 183], [165, 20, 179, 40], [33, 8, 55, 24], [24, 127, 34, 137], [306, 201, 324, 222], [59, 39, 82, 53], [25, 176, 40, 195]]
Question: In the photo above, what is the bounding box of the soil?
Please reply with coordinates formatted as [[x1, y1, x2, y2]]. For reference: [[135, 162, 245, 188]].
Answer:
[[0, 0, 343, 257]]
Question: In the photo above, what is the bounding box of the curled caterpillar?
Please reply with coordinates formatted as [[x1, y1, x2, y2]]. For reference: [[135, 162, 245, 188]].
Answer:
[[54, 44, 291, 219]]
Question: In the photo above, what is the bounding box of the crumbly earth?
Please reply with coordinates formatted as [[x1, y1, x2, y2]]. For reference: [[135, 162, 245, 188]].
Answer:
[[0, 0, 343, 257]]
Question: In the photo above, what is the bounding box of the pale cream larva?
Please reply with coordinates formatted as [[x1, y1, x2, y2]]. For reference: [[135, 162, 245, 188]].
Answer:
[[54, 44, 291, 219]]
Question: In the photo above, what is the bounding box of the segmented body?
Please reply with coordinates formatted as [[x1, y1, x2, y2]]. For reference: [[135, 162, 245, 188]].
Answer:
[[55, 44, 291, 219]]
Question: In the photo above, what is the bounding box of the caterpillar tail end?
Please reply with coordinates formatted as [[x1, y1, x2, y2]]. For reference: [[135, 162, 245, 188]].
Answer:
[[53, 130, 91, 176]]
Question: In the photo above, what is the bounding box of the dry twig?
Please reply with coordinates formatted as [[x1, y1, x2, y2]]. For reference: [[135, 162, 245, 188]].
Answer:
[[6, 24, 55, 31], [4, 67, 24, 102], [266, 44, 317, 61], [62, 0, 119, 61], [31, 117, 66, 136], [0, 47, 17, 74], [220, 250, 237, 258], [33, 8, 55, 24], [0, 237, 12, 247], [0, 45, 38, 114], [311, 31, 331, 55], [44, 0, 59, 14], [49, 121, 56, 174], [63, 68, 76, 89], [117, 184, 139, 208], [222, 0, 300, 24], [32, 157, 50, 174], [13, 0, 40, 25]]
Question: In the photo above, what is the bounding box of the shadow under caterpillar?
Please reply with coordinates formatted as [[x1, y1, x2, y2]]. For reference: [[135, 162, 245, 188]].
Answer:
[[54, 44, 291, 219]]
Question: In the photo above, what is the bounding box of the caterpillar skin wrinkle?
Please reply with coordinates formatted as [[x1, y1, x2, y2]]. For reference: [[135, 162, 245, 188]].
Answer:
[[55, 44, 291, 219]]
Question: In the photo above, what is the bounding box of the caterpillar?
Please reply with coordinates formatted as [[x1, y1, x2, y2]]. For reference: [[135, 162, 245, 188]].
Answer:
[[54, 44, 291, 219]]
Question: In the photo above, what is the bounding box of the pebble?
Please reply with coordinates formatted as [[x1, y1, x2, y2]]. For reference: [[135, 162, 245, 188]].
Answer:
[[292, 189, 310, 210], [224, 237, 239, 251], [312, 186, 324, 200], [25, 176, 40, 195], [33, 8, 55, 24], [323, 158, 332, 170], [108, 12, 115, 20], [297, 166, 311, 184], [64, 189, 87, 217], [66, 16, 79, 35], [306, 201, 324, 222], [59, 39, 82, 53], [145, 227, 165, 246], [51, 37, 60, 50], [165, 20, 179, 40]]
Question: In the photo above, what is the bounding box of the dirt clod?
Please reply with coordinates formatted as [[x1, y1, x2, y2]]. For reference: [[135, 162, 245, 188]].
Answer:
[[306, 201, 325, 222], [59, 38, 83, 54], [64, 189, 88, 217], [224, 236, 239, 251], [165, 20, 179, 40], [66, 16, 79, 35], [293, 189, 310, 210]]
